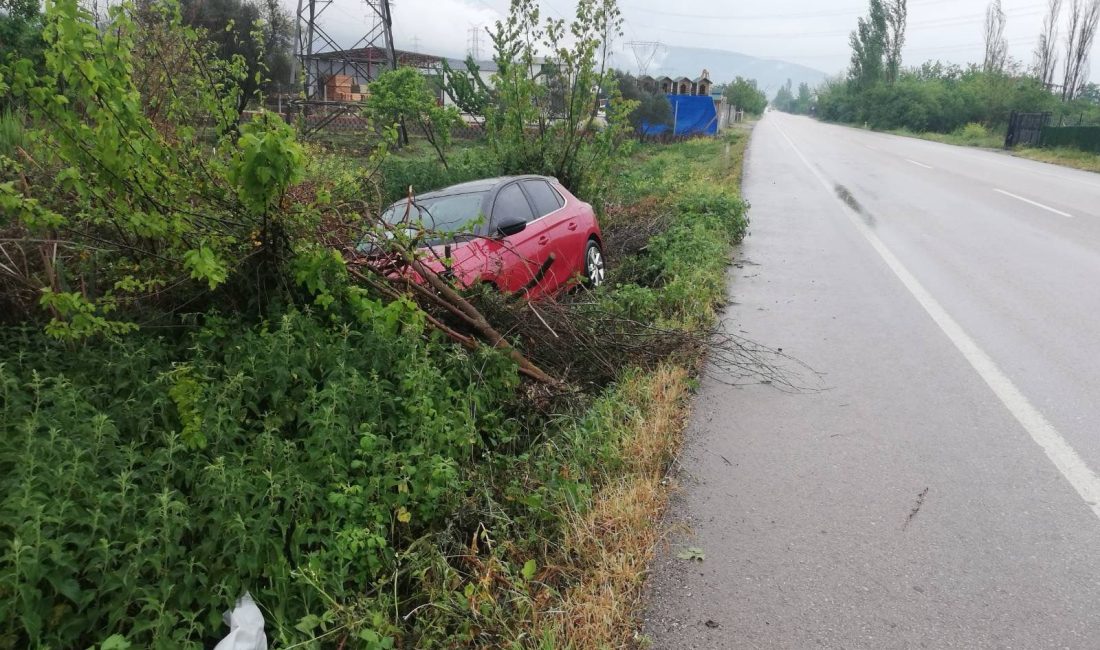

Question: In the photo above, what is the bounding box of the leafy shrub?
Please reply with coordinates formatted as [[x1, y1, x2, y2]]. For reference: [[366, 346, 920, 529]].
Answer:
[[0, 2, 748, 649], [602, 136, 748, 328], [723, 76, 768, 115], [365, 67, 462, 167], [960, 122, 991, 141], [483, 0, 636, 207], [644, 191, 747, 326], [817, 64, 1058, 134], [0, 0, 313, 329], [0, 305, 519, 648], [615, 70, 672, 134]]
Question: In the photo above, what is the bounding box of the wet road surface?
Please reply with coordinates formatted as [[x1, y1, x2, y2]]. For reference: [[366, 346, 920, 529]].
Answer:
[[643, 112, 1100, 648]]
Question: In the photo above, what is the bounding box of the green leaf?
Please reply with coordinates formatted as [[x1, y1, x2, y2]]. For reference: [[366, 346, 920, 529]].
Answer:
[[182, 246, 229, 290], [294, 613, 322, 634], [521, 559, 537, 580], [676, 546, 705, 562], [99, 635, 131, 650]]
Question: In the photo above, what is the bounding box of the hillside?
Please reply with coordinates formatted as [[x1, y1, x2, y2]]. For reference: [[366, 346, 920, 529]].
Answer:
[[612, 45, 829, 96]]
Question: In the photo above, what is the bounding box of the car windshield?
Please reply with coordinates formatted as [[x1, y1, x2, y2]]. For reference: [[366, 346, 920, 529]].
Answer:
[[383, 191, 487, 235]]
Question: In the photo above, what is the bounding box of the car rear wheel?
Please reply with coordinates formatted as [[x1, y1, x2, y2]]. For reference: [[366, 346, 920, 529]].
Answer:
[[584, 240, 605, 287]]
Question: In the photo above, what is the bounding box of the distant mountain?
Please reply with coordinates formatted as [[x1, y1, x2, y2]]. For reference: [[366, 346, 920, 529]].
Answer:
[[610, 45, 830, 98]]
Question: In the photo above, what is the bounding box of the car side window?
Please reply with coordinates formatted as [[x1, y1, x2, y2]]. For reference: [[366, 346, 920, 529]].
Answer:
[[492, 183, 536, 224], [522, 180, 564, 217]]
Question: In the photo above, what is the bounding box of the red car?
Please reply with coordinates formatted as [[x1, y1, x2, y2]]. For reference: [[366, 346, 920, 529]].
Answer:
[[373, 175, 605, 299]]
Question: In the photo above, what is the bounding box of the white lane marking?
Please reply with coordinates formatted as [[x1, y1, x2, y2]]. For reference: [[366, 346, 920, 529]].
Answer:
[[772, 119, 1100, 521], [833, 120, 1100, 192], [888, 131, 1100, 190], [906, 159, 933, 169], [959, 149, 1100, 191], [993, 188, 1074, 218]]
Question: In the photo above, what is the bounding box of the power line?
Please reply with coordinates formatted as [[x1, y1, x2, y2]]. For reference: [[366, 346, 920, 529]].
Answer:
[[627, 8, 1045, 40], [771, 35, 1040, 61], [541, 0, 570, 19], [617, 0, 1041, 21]]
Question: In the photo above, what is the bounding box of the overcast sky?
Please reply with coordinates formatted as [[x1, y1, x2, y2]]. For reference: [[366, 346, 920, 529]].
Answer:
[[308, 0, 1100, 82]]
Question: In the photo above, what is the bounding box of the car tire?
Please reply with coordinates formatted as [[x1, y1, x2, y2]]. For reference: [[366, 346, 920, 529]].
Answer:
[[583, 239, 606, 288]]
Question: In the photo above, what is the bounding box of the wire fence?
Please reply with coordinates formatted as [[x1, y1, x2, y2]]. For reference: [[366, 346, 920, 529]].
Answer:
[[254, 101, 486, 140]]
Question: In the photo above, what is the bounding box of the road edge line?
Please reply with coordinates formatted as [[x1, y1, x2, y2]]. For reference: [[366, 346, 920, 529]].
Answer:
[[993, 188, 1074, 218], [771, 117, 1100, 520]]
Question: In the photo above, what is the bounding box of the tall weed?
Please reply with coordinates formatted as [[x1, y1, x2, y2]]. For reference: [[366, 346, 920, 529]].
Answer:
[[0, 305, 518, 648], [0, 109, 26, 157]]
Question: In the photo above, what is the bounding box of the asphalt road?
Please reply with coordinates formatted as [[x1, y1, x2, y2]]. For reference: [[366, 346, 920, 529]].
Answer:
[[643, 112, 1100, 649]]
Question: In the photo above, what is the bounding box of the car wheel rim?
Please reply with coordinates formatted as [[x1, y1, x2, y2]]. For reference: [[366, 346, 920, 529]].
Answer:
[[587, 246, 605, 287]]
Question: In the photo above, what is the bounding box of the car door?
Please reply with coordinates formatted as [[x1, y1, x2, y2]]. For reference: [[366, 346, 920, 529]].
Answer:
[[520, 179, 580, 290], [484, 182, 549, 295]]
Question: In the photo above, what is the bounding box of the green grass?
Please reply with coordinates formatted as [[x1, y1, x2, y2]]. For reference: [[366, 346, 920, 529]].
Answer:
[[0, 108, 28, 157], [883, 123, 1100, 174], [0, 131, 752, 649], [1012, 146, 1100, 173], [888, 123, 1004, 149], [529, 131, 751, 647]]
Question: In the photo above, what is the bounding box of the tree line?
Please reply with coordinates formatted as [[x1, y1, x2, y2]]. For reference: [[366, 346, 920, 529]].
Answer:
[[1, 0, 295, 105], [779, 0, 1100, 134], [772, 79, 814, 115]]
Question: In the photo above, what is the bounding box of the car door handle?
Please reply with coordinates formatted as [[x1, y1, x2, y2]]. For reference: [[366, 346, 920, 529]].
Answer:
[[538, 235, 550, 245], [567, 222, 578, 231]]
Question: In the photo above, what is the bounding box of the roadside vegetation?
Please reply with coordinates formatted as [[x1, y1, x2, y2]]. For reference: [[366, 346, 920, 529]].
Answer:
[[1013, 145, 1100, 172], [779, 0, 1100, 173], [0, 0, 756, 647], [879, 124, 1100, 173], [720, 77, 769, 117]]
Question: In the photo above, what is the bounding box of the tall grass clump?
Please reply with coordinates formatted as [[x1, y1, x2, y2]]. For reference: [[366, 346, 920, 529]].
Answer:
[[0, 109, 27, 157]]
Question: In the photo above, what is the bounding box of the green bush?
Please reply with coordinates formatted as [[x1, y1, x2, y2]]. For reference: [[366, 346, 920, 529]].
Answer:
[[723, 76, 768, 115], [0, 2, 747, 648], [817, 64, 1057, 134], [0, 305, 519, 648], [959, 122, 990, 140], [603, 136, 749, 328], [646, 192, 747, 325]]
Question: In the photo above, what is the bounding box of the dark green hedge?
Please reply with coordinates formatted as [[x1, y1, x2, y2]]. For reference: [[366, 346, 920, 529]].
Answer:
[[1040, 126, 1100, 152]]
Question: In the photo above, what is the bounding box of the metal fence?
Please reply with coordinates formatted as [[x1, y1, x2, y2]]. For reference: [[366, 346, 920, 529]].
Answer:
[[1004, 111, 1051, 148], [1039, 125, 1100, 153], [253, 105, 486, 140]]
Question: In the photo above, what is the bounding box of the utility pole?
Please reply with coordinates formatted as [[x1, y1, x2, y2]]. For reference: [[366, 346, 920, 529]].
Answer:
[[626, 40, 665, 76], [467, 24, 483, 60], [294, 0, 398, 101], [411, 35, 421, 52]]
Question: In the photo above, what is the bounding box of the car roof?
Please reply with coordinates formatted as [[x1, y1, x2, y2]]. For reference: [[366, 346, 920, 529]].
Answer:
[[409, 175, 558, 201]]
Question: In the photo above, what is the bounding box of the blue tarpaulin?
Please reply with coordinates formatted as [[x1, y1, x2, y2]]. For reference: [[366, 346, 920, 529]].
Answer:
[[641, 94, 719, 136]]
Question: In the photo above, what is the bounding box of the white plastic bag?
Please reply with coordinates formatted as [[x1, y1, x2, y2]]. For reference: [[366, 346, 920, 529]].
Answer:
[[213, 592, 268, 650]]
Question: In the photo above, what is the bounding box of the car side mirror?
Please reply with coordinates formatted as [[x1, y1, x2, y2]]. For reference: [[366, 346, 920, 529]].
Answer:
[[496, 216, 527, 237]]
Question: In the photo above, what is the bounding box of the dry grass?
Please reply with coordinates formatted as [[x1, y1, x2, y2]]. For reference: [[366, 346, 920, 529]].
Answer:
[[533, 131, 753, 649], [545, 365, 691, 649]]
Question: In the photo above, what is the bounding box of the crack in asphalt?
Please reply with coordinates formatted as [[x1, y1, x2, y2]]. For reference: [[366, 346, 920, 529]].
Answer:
[[903, 487, 930, 530]]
